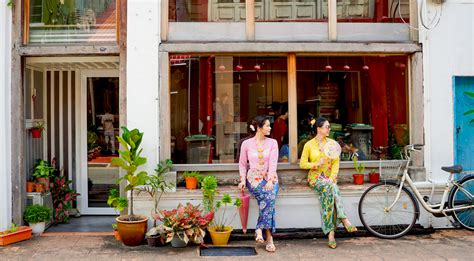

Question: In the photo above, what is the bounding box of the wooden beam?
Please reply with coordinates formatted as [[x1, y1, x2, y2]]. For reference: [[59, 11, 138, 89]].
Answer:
[[328, 0, 337, 41], [160, 42, 422, 53], [23, 0, 30, 44], [19, 45, 119, 56], [119, 0, 128, 209], [161, 0, 168, 41], [409, 0, 419, 42], [245, 0, 255, 41], [287, 53, 298, 164], [11, 0, 25, 225], [159, 52, 171, 161]]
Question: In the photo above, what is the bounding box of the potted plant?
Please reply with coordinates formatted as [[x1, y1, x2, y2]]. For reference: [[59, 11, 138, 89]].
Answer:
[[26, 179, 35, 193], [208, 193, 242, 246], [111, 127, 150, 246], [369, 169, 380, 184], [150, 203, 214, 248], [50, 174, 79, 224], [107, 188, 128, 241], [32, 159, 55, 191], [183, 171, 200, 190], [31, 122, 45, 138], [24, 204, 51, 235], [0, 224, 32, 246], [352, 156, 365, 185], [201, 175, 218, 214], [139, 159, 175, 247], [35, 183, 43, 193]]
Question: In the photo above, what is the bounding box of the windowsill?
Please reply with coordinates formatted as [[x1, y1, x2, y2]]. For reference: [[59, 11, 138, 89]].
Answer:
[[172, 160, 408, 172]]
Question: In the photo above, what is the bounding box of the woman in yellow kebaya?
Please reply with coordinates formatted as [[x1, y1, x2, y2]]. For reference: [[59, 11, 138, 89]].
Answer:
[[300, 117, 357, 249]]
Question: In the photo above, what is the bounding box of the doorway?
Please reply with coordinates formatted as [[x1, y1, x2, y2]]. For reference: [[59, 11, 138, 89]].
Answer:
[[454, 76, 474, 172]]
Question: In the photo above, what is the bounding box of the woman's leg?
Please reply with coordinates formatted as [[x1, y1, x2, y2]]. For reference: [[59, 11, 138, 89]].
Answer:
[[265, 228, 276, 252], [248, 180, 279, 234], [313, 179, 347, 235]]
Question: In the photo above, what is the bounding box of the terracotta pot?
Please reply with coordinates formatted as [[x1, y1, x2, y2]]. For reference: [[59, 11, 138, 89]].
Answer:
[[0, 226, 32, 246], [208, 226, 233, 246], [37, 177, 50, 191], [114, 230, 121, 241], [116, 215, 148, 246], [185, 177, 198, 190], [35, 184, 43, 193], [26, 182, 35, 193], [31, 129, 42, 138], [352, 174, 364, 185], [369, 172, 380, 184]]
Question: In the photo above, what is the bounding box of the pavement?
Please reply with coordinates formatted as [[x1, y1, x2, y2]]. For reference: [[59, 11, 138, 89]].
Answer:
[[0, 229, 473, 260]]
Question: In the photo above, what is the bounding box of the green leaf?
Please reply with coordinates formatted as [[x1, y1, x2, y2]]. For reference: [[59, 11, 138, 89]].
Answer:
[[470, 119, 474, 124], [464, 91, 474, 98], [464, 110, 474, 116]]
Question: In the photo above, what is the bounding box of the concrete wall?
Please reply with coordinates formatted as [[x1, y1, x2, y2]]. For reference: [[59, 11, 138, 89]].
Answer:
[[126, 0, 161, 175], [0, 1, 12, 231], [420, 1, 474, 183]]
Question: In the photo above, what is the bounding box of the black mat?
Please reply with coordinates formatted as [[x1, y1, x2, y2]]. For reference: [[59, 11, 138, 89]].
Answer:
[[200, 246, 257, 256], [46, 215, 116, 232]]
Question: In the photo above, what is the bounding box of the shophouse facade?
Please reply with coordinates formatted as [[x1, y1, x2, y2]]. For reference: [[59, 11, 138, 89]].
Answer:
[[2, 0, 472, 231]]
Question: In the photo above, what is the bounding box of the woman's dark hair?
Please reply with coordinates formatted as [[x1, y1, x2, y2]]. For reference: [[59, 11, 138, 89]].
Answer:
[[280, 102, 289, 115], [314, 116, 329, 131], [250, 115, 269, 134]]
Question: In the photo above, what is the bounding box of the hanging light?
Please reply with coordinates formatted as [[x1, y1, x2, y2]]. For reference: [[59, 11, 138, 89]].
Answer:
[[325, 57, 332, 72], [362, 65, 369, 71]]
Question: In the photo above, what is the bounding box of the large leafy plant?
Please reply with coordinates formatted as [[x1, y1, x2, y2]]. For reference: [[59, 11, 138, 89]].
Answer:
[[148, 203, 213, 244], [24, 205, 51, 224], [107, 188, 128, 213], [212, 194, 242, 232], [111, 127, 148, 220]]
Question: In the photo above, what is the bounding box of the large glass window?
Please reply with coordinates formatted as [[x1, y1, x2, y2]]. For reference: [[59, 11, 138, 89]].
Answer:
[[336, 0, 409, 22], [296, 56, 409, 161], [170, 55, 287, 164], [28, 0, 117, 43], [256, 0, 328, 22]]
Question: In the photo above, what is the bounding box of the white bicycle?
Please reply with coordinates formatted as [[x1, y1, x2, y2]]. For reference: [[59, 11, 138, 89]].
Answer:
[[358, 144, 474, 239]]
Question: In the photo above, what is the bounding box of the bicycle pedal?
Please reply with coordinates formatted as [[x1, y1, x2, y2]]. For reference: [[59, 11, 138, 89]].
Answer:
[[423, 196, 430, 202]]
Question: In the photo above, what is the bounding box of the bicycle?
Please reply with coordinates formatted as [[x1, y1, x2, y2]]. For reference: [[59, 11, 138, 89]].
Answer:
[[358, 144, 474, 239]]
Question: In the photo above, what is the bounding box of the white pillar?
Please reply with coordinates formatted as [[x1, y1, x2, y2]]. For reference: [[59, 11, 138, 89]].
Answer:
[[0, 1, 12, 231], [126, 0, 160, 175]]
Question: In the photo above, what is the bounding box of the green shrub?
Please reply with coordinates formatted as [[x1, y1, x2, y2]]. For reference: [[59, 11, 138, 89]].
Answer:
[[24, 205, 51, 224]]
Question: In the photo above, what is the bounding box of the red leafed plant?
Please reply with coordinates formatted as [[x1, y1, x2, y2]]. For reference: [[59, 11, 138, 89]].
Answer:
[[50, 175, 79, 224], [147, 203, 214, 245]]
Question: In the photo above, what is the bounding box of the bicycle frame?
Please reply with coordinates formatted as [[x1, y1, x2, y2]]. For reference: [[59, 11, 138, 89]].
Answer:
[[387, 147, 474, 215]]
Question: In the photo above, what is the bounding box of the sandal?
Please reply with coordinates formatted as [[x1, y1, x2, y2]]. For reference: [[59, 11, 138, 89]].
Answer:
[[265, 242, 276, 252], [344, 224, 358, 233], [328, 241, 337, 249], [255, 231, 265, 244]]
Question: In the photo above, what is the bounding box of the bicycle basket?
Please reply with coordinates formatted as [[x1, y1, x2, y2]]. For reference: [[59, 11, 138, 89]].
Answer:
[[379, 160, 409, 181]]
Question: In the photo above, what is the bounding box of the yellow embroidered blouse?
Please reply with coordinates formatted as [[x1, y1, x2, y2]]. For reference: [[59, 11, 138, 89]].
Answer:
[[299, 137, 340, 187]]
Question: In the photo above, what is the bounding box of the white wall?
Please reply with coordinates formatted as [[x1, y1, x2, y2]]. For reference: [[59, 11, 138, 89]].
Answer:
[[0, 0, 12, 231], [126, 0, 161, 175], [420, 0, 474, 183]]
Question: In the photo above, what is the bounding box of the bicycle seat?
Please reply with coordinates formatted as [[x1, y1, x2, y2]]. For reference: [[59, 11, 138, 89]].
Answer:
[[441, 165, 463, 174]]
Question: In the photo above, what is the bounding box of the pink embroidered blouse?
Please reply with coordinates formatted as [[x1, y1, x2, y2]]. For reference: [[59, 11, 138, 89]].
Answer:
[[239, 137, 279, 187]]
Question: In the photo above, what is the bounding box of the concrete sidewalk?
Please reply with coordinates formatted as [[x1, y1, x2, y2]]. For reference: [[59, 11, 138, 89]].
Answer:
[[1, 229, 473, 260]]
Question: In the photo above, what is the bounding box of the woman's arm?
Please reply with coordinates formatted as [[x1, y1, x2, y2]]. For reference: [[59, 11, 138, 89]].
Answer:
[[329, 156, 340, 182], [267, 139, 279, 183], [299, 142, 317, 169], [238, 141, 249, 183]]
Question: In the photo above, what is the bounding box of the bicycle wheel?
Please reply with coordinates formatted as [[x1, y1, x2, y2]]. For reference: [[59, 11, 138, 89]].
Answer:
[[359, 182, 418, 239], [448, 175, 474, 230]]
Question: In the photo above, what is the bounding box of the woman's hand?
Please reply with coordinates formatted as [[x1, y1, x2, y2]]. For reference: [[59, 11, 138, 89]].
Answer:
[[263, 181, 274, 191], [238, 181, 246, 191]]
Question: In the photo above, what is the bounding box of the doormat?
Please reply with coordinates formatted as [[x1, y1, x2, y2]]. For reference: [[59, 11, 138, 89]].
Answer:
[[200, 246, 257, 256]]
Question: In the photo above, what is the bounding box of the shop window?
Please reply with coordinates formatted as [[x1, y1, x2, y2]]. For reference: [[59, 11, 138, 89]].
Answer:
[[26, 0, 118, 44], [336, 0, 410, 23], [170, 55, 288, 164], [256, 0, 328, 22], [296, 56, 409, 161]]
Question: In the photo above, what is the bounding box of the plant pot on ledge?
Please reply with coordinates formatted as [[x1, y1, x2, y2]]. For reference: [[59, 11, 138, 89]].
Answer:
[[0, 226, 32, 246], [116, 215, 148, 246], [369, 172, 380, 184], [352, 174, 364, 185], [208, 226, 233, 246]]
